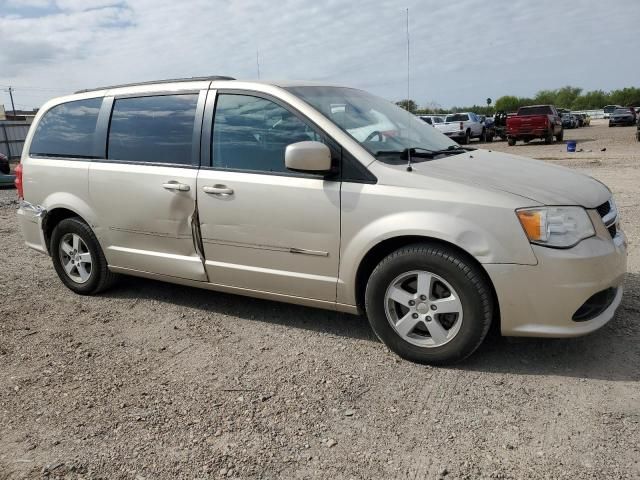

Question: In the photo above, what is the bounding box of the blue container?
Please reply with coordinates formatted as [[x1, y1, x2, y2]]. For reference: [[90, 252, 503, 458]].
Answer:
[[567, 140, 576, 152]]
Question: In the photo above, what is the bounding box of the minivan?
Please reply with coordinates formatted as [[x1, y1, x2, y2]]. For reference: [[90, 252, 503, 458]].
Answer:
[[16, 76, 627, 364]]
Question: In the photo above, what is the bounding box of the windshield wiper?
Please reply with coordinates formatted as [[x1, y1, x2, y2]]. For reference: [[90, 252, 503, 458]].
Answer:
[[374, 145, 469, 171], [375, 145, 467, 159]]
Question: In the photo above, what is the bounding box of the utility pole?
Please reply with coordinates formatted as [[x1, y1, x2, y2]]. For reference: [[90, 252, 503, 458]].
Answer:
[[256, 49, 261, 79], [8, 86, 16, 118]]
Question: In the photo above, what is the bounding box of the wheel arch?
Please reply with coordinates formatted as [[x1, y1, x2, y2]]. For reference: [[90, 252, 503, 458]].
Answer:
[[42, 207, 88, 254], [354, 235, 500, 327]]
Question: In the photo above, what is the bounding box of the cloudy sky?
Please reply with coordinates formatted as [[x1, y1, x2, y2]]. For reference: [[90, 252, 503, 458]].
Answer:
[[1, 0, 639, 110]]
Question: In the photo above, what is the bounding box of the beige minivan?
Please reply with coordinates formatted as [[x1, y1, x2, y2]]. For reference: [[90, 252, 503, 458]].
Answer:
[[16, 76, 627, 364]]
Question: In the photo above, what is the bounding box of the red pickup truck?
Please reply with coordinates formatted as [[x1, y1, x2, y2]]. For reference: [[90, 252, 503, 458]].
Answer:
[[506, 105, 563, 146]]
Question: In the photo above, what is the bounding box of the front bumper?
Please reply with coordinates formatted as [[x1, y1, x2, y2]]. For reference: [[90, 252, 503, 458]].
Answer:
[[17, 201, 48, 254], [609, 118, 635, 126], [486, 222, 627, 337]]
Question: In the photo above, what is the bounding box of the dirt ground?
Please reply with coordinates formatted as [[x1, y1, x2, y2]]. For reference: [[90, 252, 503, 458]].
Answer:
[[0, 120, 638, 479]]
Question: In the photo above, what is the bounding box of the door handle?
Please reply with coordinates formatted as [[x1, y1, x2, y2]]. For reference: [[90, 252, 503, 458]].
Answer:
[[163, 181, 190, 192], [203, 185, 234, 196]]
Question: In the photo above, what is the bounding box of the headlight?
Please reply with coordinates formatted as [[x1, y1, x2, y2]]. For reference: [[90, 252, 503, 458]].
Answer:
[[516, 207, 595, 248]]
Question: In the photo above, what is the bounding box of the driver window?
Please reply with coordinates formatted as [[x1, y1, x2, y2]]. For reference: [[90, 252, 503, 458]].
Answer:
[[212, 94, 321, 173]]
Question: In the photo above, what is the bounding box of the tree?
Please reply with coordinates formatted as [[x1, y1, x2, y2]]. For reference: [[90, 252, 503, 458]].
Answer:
[[396, 99, 417, 113], [609, 87, 640, 107], [554, 86, 583, 109], [533, 89, 557, 105], [494, 95, 523, 113], [486, 98, 492, 106]]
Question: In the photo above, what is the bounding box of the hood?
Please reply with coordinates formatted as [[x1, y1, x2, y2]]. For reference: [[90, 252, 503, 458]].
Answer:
[[407, 149, 610, 208]]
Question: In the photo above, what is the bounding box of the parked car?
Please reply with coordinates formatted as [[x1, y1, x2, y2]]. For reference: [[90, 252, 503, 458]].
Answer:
[[609, 107, 637, 127], [506, 105, 563, 145], [419, 115, 444, 127], [16, 77, 627, 365], [574, 113, 585, 127], [0, 152, 15, 187], [603, 105, 622, 118], [637, 120, 640, 142], [580, 113, 591, 126], [560, 112, 576, 128], [479, 115, 495, 142], [434, 112, 484, 144], [0, 152, 9, 174], [492, 111, 508, 140]]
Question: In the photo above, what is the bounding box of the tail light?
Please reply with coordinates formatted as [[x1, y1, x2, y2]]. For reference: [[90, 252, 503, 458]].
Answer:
[[459, 121, 463, 130], [15, 163, 23, 199]]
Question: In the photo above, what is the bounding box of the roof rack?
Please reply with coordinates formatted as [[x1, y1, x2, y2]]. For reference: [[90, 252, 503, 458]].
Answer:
[[74, 76, 236, 94]]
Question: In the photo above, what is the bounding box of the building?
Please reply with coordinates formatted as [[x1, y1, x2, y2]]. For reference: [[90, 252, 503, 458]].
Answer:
[[0, 104, 39, 123]]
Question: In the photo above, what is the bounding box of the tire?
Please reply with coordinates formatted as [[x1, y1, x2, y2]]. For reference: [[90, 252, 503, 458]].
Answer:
[[364, 243, 494, 365], [544, 130, 554, 144], [463, 130, 470, 145], [556, 129, 564, 142], [50, 217, 118, 295], [486, 133, 494, 143], [480, 128, 486, 143], [507, 137, 516, 146]]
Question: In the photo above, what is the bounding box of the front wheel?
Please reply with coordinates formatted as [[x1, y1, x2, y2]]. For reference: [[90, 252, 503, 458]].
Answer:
[[507, 137, 516, 146], [50, 217, 118, 295], [365, 243, 494, 365], [544, 130, 554, 144], [556, 129, 564, 142]]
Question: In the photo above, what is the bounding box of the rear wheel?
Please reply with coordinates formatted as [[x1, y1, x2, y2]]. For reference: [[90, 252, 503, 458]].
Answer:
[[480, 128, 486, 143], [556, 129, 564, 142], [365, 243, 494, 365], [50, 217, 117, 295], [544, 130, 554, 144]]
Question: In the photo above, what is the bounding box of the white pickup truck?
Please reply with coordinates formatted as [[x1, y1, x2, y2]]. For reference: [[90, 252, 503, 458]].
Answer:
[[434, 112, 484, 144]]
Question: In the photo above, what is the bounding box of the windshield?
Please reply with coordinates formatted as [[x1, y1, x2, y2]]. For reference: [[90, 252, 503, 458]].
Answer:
[[284, 86, 458, 159], [613, 108, 630, 114], [445, 114, 469, 122]]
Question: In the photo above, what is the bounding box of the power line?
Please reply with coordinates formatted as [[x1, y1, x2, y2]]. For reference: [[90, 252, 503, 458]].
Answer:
[[0, 84, 74, 93]]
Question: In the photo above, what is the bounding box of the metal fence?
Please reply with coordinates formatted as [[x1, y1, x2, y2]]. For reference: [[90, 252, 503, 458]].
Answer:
[[0, 121, 31, 159]]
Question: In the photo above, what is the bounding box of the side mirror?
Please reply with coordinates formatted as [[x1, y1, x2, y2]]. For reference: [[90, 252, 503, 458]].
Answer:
[[285, 141, 332, 173]]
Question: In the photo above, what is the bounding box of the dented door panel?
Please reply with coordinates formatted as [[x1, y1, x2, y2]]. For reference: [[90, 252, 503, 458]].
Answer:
[[89, 162, 207, 280]]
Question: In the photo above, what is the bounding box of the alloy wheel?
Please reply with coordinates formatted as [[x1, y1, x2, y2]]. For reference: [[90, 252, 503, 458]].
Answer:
[[58, 233, 93, 284], [384, 270, 463, 348]]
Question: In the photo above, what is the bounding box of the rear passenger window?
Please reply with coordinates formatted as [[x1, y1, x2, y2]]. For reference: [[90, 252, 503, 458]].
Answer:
[[108, 94, 198, 165], [212, 94, 322, 174], [30, 98, 102, 158]]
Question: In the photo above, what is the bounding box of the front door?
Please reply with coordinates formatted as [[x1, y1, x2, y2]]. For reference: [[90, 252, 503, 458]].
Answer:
[[89, 92, 207, 281], [196, 92, 340, 301]]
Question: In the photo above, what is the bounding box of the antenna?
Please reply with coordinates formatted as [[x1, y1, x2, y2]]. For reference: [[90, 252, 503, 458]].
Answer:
[[256, 49, 261, 79], [406, 7, 410, 111]]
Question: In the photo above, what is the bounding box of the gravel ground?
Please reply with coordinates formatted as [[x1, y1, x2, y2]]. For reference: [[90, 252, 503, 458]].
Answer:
[[0, 120, 638, 479]]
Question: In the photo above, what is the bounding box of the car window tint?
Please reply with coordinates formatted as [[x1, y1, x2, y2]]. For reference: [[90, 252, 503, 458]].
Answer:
[[212, 94, 321, 173], [30, 98, 102, 158], [446, 114, 469, 122], [108, 94, 198, 165]]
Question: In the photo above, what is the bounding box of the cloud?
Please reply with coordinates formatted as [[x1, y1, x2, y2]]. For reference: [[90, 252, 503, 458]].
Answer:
[[1, 0, 639, 110]]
